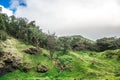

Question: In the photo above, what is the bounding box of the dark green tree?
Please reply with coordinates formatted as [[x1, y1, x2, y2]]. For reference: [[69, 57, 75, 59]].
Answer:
[[58, 37, 71, 53], [0, 30, 7, 41], [46, 33, 57, 59], [96, 37, 120, 51]]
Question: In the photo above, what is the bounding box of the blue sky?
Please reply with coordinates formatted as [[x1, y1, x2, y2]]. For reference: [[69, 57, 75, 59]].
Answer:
[[0, 0, 26, 13], [0, 0, 10, 8]]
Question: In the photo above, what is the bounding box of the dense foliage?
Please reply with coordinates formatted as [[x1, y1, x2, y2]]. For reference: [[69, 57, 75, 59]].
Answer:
[[96, 37, 120, 51], [0, 13, 48, 47], [0, 30, 7, 40], [0, 13, 120, 53], [46, 33, 57, 59]]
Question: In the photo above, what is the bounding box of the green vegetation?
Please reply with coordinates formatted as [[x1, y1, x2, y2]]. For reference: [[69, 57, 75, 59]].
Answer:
[[0, 30, 7, 41], [0, 37, 120, 80], [97, 37, 120, 51], [0, 13, 120, 80]]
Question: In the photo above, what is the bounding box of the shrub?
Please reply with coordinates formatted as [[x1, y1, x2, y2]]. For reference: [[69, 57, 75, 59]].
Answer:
[[114, 71, 120, 77], [0, 30, 7, 41], [58, 55, 73, 71], [59, 55, 73, 65], [105, 51, 116, 58]]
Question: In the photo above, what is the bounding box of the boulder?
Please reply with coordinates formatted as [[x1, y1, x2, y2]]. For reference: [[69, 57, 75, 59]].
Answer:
[[20, 62, 31, 72], [23, 48, 39, 55], [0, 52, 22, 76], [37, 65, 48, 73], [0, 63, 4, 69], [0, 51, 3, 57], [12, 58, 21, 69]]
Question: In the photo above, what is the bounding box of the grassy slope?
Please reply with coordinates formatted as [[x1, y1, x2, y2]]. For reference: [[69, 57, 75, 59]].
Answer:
[[0, 37, 120, 80]]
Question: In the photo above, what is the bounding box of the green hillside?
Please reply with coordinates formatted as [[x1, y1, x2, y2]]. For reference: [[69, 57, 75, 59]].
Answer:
[[0, 13, 120, 80], [0, 36, 120, 80]]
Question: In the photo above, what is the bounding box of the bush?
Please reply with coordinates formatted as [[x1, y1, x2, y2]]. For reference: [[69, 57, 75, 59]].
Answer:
[[105, 51, 114, 58], [114, 71, 120, 77], [0, 30, 7, 41], [105, 50, 120, 61], [59, 55, 73, 65], [96, 37, 120, 51]]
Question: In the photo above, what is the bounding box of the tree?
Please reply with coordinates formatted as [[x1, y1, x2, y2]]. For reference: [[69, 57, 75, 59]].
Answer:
[[58, 37, 71, 53], [46, 33, 57, 59], [0, 30, 7, 41], [0, 13, 9, 31], [96, 37, 120, 51]]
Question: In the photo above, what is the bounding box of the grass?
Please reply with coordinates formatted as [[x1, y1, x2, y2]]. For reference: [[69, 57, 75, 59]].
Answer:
[[0, 37, 120, 80]]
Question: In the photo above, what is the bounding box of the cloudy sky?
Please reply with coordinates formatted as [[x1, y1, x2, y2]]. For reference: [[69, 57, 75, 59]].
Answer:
[[0, 0, 120, 40]]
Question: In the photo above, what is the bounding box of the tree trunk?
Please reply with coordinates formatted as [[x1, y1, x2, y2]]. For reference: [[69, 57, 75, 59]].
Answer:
[[50, 50, 53, 59]]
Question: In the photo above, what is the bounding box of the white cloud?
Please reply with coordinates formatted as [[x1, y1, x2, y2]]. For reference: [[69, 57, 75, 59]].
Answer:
[[10, 0, 19, 10], [13, 0, 120, 39], [0, 5, 13, 16], [10, 0, 26, 10]]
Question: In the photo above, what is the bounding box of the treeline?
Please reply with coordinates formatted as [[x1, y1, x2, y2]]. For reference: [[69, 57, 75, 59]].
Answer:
[[57, 36, 120, 51], [0, 13, 48, 48], [97, 37, 120, 51], [0, 13, 120, 54]]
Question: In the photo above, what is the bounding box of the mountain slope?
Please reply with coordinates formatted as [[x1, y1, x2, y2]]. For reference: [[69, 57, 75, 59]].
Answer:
[[0, 36, 120, 80]]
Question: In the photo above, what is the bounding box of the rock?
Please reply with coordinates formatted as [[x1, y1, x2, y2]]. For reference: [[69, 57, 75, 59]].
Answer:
[[0, 51, 3, 57], [23, 48, 39, 55], [37, 65, 48, 73], [0, 63, 4, 69], [0, 52, 22, 76], [3, 52, 12, 60], [43, 53, 48, 57], [0, 64, 16, 76], [0, 48, 23, 76], [12, 58, 21, 69], [20, 62, 31, 72], [22, 67, 29, 72], [4, 58, 13, 63]]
